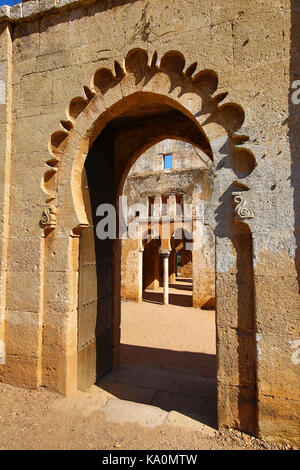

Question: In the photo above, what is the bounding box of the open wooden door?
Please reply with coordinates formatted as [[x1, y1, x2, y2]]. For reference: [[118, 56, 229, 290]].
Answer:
[[77, 130, 114, 391]]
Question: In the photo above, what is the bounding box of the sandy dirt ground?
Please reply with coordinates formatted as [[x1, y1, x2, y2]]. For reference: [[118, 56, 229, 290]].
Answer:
[[0, 381, 284, 450], [0, 282, 287, 450]]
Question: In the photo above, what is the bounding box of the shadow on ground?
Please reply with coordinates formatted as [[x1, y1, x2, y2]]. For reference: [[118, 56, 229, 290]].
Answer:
[[176, 277, 193, 284], [169, 283, 193, 292], [143, 290, 193, 307], [96, 344, 217, 428], [143, 277, 193, 306]]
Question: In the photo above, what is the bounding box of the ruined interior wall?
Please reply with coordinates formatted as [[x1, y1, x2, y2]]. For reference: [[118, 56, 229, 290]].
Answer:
[[121, 138, 214, 301], [127, 139, 211, 176], [124, 157, 213, 209], [0, 0, 297, 446]]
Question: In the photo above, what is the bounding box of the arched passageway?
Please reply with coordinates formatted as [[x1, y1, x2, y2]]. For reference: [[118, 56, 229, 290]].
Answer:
[[42, 49, 258, 435], [77, 97, 211, 389]]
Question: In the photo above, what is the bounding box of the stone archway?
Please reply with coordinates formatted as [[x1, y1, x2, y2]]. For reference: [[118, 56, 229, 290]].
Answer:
[[41, 48, 257, 434]]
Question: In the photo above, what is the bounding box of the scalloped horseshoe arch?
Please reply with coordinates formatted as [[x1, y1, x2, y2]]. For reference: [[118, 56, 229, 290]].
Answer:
[[43, 48, 256, 233], [41, 50, 258, 427]]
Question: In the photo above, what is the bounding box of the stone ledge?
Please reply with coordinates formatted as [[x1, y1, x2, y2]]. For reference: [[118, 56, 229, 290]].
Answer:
[[0, 0, 96, 24]]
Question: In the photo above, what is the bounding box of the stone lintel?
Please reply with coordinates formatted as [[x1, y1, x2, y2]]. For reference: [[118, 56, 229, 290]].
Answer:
[[0, 0, 97, 25]]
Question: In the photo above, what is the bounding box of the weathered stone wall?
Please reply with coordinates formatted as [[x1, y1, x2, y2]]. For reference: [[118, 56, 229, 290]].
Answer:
[[0, 0, 297, 447], [127, 138, 211, 175], [123, 140, 213, 208]]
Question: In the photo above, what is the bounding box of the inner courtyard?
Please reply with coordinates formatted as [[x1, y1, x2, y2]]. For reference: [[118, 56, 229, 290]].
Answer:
[[99, 295, 217, 427]]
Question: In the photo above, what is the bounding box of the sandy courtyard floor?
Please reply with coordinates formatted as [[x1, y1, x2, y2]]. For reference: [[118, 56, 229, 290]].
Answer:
[[105, 284, 217, 426]]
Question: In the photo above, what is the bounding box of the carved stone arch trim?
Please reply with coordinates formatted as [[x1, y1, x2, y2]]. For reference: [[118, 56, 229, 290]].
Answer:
[[43, 48, 256, 234]]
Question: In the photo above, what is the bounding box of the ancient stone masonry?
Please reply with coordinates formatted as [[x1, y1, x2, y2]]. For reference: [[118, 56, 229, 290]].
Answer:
[[0, 0, 298, 448]]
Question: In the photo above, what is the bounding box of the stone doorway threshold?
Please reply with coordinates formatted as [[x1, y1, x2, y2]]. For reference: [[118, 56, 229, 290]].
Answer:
[[97, 363, 217, 433]]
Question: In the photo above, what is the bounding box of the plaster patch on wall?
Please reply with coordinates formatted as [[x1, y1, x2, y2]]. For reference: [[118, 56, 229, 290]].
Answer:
[[289, 339, 300, 365], [202, 226, 215, 265], [5, 311, 39, 326], [253, 231, 297, 268], [256, 333, 262, 361], [0, 80, 6, 104], [0, 340, 6, 364], [216, 237, 235, 273]]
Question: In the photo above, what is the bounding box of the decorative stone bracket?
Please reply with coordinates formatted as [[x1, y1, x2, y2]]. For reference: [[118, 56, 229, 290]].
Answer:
[[232, 192, 254, 221], [40, 206, 56, 229]]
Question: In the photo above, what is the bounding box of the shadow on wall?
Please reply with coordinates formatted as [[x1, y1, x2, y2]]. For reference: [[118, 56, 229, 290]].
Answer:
[[290, 0, 300, 293], [216, 184, 257, 433], [232, 224, 257, 435]]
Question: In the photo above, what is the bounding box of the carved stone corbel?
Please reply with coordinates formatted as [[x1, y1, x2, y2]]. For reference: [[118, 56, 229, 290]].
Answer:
[[232, 192, 254, 221], [40, 206, 56, 229]]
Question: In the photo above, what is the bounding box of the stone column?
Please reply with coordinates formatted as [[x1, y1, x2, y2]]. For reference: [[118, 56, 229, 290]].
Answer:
[[169, 251, 176, 284], [160, 250, 170, 305], [137, 248, 144, 302]]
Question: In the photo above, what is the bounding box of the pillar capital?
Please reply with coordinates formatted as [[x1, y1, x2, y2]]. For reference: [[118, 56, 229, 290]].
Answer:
[[160, 249, 171, 257], [161, 249, 170, 305]]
